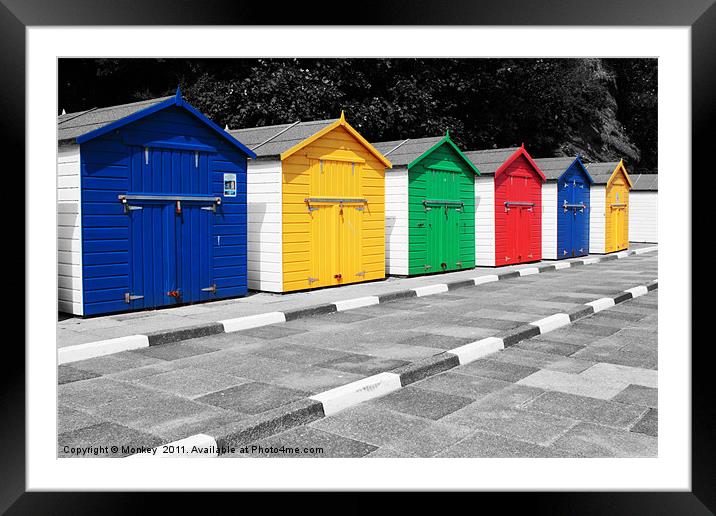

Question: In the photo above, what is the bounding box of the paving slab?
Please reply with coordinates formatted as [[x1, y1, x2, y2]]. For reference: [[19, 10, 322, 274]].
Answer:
[[414, 371, 511, 400], [388, 422, 473, 457], [523, 391, 647, 429], [132, 367, 251, 399], [552, 422, 657, 457], [57, 405, 105, 434], [58, 365, 102, 385], [580, 362, 658, 388], [310, 404, 434, 448], [371, 386, 473, 420], [195, 382, 309, 415], [458, 358, 540, 383], [67, 351, 165, 376], [517, 369, 628, 400], [134, 343, 220, 361], [611, 384, 658, 408], [314, 354, 409, 375], [437, 430, 574, 458], [631, 408, 658, 437]]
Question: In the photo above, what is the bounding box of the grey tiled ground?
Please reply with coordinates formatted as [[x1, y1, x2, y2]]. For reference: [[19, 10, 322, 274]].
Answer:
[[57, 251, 657, 457]]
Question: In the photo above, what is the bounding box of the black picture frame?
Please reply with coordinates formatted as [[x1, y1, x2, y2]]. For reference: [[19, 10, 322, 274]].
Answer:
[[4, 0, 708, 512]]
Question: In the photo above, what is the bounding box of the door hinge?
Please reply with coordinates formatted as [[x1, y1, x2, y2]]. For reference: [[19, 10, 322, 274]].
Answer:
[[201, 205, 216, 212], [424, 264, 432, 270], [124, 292, 144, 303], [201, 284, 217, 294], [456, 261, 462, 268], [355, 271, 365, 277], [528, 253, 533, 258], [308, 277, 319, 283], [505, 256, 511, 261], [563, 249, 568, 255]]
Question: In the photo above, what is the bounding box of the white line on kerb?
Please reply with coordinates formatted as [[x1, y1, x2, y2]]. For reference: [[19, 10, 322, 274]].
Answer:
[[220, 312, 286, 333], [310, 372, 402, 416], [58, 335, 149, 365], [531, 313, 571, 333], [625, 286, 648, 298], [473, 274, 499, 285], [450, 337, 504, 365], [518, 267, 539, 276], [413, 284, 449, 297], [586, 297, 616, 313], [553, 262, 571, 270], [334, 296, 380, 311]]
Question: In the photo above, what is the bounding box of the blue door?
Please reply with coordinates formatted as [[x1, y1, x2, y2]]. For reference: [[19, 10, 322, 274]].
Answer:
[[557, 175, 590, 258], [126, 146, 215, 309]]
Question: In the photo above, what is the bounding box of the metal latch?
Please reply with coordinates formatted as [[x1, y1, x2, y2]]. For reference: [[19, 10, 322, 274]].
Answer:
[[308, 277, 319, 283], [201, 284, 217, 294], [201, 205, 216, 212], [424, 265, 432, 270], [167, 290, 181, 298], [456, 261, 462, 267], [124, 293, 144, 303], [355, 271, 365, 277], [505, 201, 534, 212], [334, 274, 343, 280]]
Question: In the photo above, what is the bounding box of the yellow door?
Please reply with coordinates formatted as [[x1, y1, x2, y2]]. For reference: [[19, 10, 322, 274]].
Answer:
[[606, 178, 629, 252], [308, 158, 364, 288]]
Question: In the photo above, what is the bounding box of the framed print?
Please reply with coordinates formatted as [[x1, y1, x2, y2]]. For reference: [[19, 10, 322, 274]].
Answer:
[[2, 0, 709, 511]]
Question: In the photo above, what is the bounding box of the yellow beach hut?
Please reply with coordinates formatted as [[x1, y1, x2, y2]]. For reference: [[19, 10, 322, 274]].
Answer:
[[586, 160, 633, 254], [229, 113, 392, 292]]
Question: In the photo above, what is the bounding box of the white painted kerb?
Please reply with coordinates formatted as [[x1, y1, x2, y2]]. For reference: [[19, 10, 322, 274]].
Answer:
[[413, 284, 449, 297], [625, 286, 648, 298], [531, 313, 571, 333], [58, 334, 149, 365], [310, 372, 402, 416], [450, 337, 504, 365], [473, 274, 499, 285], [586, 297, 616, 313], [334, 296, 380, 311], [220, 312, 286, 332]]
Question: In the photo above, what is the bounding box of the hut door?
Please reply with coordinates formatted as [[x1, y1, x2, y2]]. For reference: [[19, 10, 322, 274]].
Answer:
[[425, 170, 462, 272], [505, 172, 533, 264], [560, 177, 588, 257], [308, 159, 364, 288], [127, 147, 214, 309], [606, 179, 628, 252]]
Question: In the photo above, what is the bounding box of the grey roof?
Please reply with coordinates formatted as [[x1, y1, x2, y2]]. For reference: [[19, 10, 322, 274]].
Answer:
[[228, 119, 338, 158], [584, 161, 621, 184], [462, 147, 520, 175], [533, 157, 579, 181], [57, 96, 172, 142], [630, 174, 658, 191], [371, 136, 444, 167]]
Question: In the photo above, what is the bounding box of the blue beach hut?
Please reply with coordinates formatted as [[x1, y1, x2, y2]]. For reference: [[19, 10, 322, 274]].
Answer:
[[57, 89, 256, 316], [534, 156, 594, 260]]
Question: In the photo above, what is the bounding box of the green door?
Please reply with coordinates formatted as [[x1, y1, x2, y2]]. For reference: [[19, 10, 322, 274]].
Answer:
[[425, 169, 463, 272]]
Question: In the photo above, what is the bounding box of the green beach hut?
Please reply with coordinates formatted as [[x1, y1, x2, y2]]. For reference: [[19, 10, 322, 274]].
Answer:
[[374, 133, 480, 276]]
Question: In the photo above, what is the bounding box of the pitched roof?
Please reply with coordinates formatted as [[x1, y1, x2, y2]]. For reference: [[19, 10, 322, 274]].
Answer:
[[372, 136, 445, 166], [584, 161, 621, 184], [58, 96, 172, 142], [630, 174, 658, 191], [57, 90, 256, 158], [532, 157, 579, 180], [463, 147, 521, 175], [228, 119, 337, 158]]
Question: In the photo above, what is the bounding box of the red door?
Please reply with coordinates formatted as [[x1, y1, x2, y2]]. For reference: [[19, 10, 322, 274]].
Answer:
[[498, 169, 537, 265]]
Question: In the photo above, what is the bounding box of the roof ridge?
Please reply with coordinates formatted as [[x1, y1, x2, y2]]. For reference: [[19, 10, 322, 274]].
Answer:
[[383, 138, 410, 157], [58, 106, 99, 126], [251, 120, 301, 151]]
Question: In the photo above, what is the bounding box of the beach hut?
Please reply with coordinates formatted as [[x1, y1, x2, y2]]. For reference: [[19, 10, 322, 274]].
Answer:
[[57, 89, 256, 316], [229, 113, 392, 293], [464, 146, 546, 266], [585, 160, 633, 254], [534, 156, 594, 259], [373, 133, 480, 276], [628, 174, 658, 243]]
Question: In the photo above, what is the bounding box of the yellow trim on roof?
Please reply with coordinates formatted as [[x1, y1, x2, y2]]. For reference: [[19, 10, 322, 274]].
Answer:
[[609, 159, 634, 188], [279, 114, 392, 168]]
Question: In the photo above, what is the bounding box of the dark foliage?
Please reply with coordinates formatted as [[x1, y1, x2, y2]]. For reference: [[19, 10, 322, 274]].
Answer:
[[58, 58, 657, 173]]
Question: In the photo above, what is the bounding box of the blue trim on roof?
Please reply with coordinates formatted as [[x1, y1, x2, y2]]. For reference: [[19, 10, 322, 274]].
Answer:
[[567, 156, 594, 184], [75, 92, 256, 159]]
